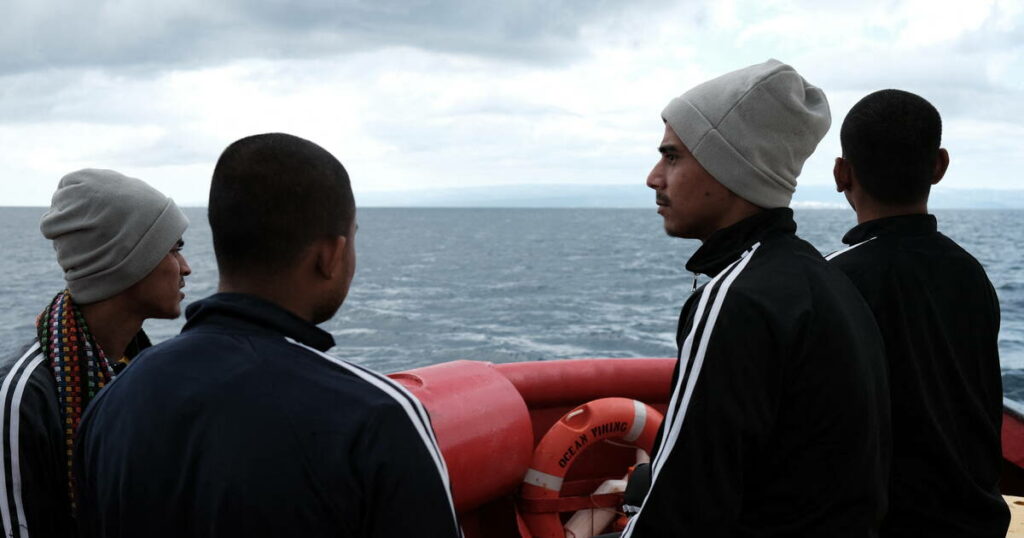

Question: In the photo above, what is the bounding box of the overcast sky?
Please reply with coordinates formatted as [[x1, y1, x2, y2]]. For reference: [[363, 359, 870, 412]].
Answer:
[[1, 0, 1021, 206]]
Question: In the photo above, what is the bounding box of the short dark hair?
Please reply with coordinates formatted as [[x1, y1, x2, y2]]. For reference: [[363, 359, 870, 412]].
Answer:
[[840, 89, 942, 205], [209, 133, 355, 277]]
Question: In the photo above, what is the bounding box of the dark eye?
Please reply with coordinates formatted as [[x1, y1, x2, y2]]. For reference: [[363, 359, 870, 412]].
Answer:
[[665, 154, 678, 164]]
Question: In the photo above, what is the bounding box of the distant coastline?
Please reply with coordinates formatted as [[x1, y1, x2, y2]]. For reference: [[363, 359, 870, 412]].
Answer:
[[3, 185, 1022, 210], [356, 184, 1023, 209]]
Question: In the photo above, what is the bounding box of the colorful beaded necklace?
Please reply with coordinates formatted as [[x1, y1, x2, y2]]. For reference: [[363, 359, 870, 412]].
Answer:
[[36, 289, 116, 510]]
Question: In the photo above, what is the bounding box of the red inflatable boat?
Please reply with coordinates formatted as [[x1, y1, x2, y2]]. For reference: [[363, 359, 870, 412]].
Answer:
[[390, 358, 671, 538], [390, 358, 1024, 537]]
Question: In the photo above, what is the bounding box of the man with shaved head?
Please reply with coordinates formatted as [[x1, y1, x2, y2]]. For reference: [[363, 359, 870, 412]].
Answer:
[[75, 133, 461, 538], [830, 89, 1008, 536]]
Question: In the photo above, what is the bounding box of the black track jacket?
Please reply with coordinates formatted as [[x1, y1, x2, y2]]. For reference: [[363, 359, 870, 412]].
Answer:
[[0, 340, 72, 538], [0, 331, 148, 538], [74, 293, 461, 538], [828, 214, 1008, 537], [623, 208, 891, 537]]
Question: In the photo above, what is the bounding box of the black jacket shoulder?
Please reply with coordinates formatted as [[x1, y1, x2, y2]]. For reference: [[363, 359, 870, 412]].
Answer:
[[0, 340, 73, 538], [627, 209, 889, 538], [829, 215, 1007, 536]]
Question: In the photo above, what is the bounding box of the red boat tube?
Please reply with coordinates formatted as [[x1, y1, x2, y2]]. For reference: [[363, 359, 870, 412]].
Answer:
[[390, 358, 676, 537], [390, 360, 535, 512]]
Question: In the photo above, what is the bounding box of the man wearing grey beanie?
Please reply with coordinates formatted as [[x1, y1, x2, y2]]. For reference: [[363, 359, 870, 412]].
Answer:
[[0, 169, 191, 538], [620, 60, 890, 537]]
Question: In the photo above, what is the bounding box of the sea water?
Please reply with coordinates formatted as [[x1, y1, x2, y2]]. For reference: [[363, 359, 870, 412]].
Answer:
[[1, 207, 1021, 384]]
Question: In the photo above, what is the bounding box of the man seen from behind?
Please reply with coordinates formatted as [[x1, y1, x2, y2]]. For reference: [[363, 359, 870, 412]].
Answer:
[[75, 133, 461, 537], [829, 89, 1009, 536]]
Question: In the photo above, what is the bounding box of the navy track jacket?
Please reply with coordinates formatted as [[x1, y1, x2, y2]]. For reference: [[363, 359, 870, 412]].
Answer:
[[623, 208, 891, 537], [828, 214, 1008, 537], [75, 293, 461, 538]]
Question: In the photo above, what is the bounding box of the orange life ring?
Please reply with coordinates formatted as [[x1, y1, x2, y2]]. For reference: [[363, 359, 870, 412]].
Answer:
[[519, 397, 663, 538]]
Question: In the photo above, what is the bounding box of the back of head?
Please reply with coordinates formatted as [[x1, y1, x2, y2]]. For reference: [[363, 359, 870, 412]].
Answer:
[[209, 133, 355, 279], [840, 89, 942, 205]]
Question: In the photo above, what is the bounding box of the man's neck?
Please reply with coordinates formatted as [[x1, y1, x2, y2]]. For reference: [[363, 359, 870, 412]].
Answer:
[[218, 276, 315, 323], [854, 200, 929, 224], [79, 299, 144, 360], [699, 202, 764, 242]]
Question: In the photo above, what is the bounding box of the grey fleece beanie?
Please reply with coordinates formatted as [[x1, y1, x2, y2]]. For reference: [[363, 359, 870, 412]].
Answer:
[[662, 59, 831, 208], [40, 169, 189, 304]]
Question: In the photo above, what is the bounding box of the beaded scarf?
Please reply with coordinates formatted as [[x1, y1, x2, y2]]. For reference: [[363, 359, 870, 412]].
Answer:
[[36, 289, 117, 510]]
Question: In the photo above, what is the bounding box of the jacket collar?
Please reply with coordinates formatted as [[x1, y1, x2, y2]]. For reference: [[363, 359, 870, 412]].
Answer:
[[842, 213, 937, 245], [686, 207, 796, 277], [183, 293, 335, 352]]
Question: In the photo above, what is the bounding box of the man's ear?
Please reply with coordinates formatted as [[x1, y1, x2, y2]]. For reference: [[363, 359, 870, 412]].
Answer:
[[932, 148, 950, 186], [314, 235, 347, 280], [834, 157, 853, 193]]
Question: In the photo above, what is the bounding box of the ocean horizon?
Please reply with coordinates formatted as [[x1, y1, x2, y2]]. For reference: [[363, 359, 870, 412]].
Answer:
[[2, 207, 1021, 383]]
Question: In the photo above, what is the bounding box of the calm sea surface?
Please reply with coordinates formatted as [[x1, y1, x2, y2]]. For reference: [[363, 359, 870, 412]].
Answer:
[[2, 207, 1022, 386]]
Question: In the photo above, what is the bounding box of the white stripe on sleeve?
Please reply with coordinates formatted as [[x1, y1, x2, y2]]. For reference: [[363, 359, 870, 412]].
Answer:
[[825, 237, 876, 261], [0, 341, 42, 538], [9, 354, 45, 538], [284, 338, 462, 536], [623, 244, 760, 537]]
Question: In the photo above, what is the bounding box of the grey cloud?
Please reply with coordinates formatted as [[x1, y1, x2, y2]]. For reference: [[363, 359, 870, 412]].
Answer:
[[0, 71, 80, 123], [953, 4, 1024, 54], [0, 0, 672, 75], [88, 128, 220, 168], [0, 68, 178, 125], [360, 105, 645, 177], [445, 99, 582, 118], [813, 50, 1004, 93], [801, 26, 1024, 124]]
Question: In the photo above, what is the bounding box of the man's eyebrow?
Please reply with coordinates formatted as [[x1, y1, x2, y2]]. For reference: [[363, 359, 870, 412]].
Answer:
[[658, 144, 680, 154], [176, 239, 185, 248]]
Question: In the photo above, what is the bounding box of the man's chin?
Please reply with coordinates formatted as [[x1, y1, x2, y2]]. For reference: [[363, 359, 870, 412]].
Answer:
[[664, 223, 705, 241], [663, 222, 689, 239], [150, 302, 184, 320]]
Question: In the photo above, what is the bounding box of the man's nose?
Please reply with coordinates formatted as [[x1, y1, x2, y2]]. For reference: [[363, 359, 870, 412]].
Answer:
[[646, 162, 663, 190]]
